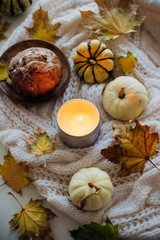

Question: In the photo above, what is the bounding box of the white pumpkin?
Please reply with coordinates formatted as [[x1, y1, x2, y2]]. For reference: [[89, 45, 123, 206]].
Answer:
[[102, 76, 148, 121], [69, 167, 113, 211]]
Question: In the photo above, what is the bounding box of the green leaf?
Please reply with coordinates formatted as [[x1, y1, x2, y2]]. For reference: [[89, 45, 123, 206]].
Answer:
[[70, 218, 122, 240]]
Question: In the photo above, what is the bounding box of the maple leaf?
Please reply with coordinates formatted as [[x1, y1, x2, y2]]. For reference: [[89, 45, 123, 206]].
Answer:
[[26, 127, 56, 156], [80, 0, 143, 41], [0, 16, 10, 40], [9, 192, 55, 240], [0, 61, 12, 84], [25, 7, 61, 42], [70, 217, 122, 240], [0, 150, 31, 192], [101, 120, 160, 177], [118, 51, 137, 73]]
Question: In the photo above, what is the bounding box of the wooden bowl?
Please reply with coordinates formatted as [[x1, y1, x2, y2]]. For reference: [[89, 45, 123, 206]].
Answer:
[[0, 39, 70, 104]]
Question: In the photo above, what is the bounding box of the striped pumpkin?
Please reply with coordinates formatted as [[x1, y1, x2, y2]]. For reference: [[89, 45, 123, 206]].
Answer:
[[0, 0, 32, 16], [73, 39, 114, 84]]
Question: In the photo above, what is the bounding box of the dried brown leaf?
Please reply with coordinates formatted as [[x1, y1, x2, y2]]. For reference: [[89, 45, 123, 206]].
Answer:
[[81, 0, 143, 41], [0, 16, 10, 40]]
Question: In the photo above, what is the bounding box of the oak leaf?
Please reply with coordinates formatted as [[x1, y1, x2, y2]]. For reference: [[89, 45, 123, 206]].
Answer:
[[0, 16, 10, 40], [25, 7, 61, 42], [118, 51, 137, 73], [70, 217, 121, 240], [26, 127, 56, 156], [101, 120, 159, 177], [0, 150, 31, 192], [9, 192, 55, 240], [81, 0, 142, 41]]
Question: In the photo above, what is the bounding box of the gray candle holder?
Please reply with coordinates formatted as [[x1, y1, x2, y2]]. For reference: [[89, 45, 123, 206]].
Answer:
[[58, 122, 100, 148]]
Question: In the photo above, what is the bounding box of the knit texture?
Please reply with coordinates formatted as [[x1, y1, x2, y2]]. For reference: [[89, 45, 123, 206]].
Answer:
[[0, 0, 160, 239]]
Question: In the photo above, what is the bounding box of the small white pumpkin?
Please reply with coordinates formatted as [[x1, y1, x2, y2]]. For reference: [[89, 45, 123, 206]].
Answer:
[[102, 76, 148, 121], [69, 167, 113, 211]]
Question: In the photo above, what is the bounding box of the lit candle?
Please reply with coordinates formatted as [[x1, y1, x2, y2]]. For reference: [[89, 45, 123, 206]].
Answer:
[[57, 99, 100, 148]]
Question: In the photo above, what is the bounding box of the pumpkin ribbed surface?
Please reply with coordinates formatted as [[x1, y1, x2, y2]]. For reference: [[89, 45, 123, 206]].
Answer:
[[73, 39, 114, 83], [102, 76, 148, 120], [0, 0, 32, 16]]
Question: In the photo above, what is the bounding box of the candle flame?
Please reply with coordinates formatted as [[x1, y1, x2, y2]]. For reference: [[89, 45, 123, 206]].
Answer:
[[78, 115, 83, 123]]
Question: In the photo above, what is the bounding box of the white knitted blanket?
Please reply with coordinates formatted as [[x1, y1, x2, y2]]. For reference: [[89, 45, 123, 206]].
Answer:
[[0, 0, 160, 239]]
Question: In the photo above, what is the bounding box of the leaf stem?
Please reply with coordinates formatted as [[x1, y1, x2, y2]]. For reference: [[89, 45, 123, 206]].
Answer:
[[124, 35, 158, 67], [8, 192, 23, 210], [44, 159, 47, 168], [149, 159, 160, 172], [0, 182, 5, 187]]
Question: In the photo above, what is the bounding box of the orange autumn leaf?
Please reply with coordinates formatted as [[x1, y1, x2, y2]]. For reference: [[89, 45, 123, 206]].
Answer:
[[25, 7, 61, 42], [101, 120, 159, 177], [0, 150, 32, 192], [118, 51, 137, 73], [9, 192, 55, 240]]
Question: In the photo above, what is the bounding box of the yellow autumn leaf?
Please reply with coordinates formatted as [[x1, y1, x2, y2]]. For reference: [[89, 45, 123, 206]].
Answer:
[[0, 150, 31, 192], [26, 127, 56, 156], [0, 61, 9, 80], [9, 193, 55, 240], [0, 61, 12, 84], [101, 120, 160, 177], [0, 16, 10, 40], [81, 0, 143, 41], [118, 51, 137, 73], [25, 7, 61, 42]]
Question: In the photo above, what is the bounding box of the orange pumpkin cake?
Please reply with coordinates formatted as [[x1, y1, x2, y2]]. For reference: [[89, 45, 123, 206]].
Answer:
[[9, 47, 62, 97]]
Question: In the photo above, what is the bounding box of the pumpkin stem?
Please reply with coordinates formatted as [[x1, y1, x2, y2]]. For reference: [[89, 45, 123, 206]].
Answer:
[[80, 182, 101, 209], [89, 59, 96, 65], [88, 181, 101, 195], [118, 87, 125, 99]]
